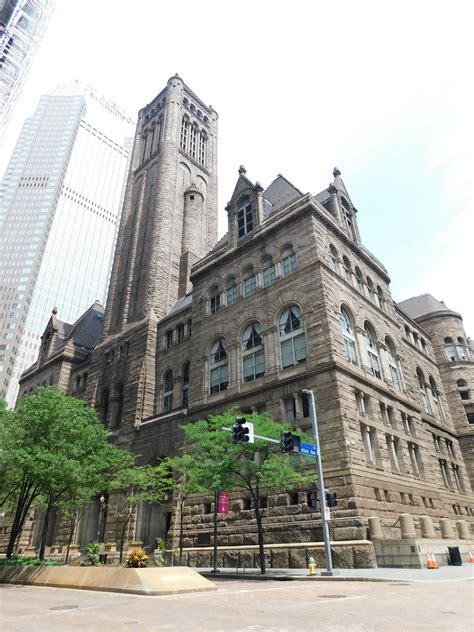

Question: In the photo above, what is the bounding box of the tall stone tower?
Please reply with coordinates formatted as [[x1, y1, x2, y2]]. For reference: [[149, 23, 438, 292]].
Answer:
[[86, 75, 218, 429], [104, 74, 218, 336]]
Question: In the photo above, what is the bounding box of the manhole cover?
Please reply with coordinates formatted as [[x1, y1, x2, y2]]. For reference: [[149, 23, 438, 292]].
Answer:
[[389, 583, 410, 586], [50, 605, 78, 611], [319, 595, 346, 599]]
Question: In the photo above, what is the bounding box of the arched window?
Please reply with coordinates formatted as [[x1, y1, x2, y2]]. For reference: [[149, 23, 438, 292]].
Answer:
[[226, 276, 237, 306], [209, 338, 228, 394], [282, 245, 297, 276], [376, 286, 384, 310], [366, 277, 375, 303], [243, 267, 257, 297], [417, 368, 431, 414], [385, 337, 402, 390], [237, 196, 253, 239], [181, 362, 190, 407], [429, 376, 443, 419], [241, 322, 265, 382], [444, 337, 457, 362], [180, 116, 189, 152], [364, 323, 382, 379], [190, 124, 198, 159], [262, 256, 277, 287], [340, 307, 359, 366], [355, 266, 364, 293], [342, 256, 352, 284], [456, 337, 469, 360], [209, 285, 221, 314], [279, 305, 307, 369], [163, 371, 173, 412], [457, 379, 470, 401], [330, 245, 339, 273], [110, 383, 124, 429]]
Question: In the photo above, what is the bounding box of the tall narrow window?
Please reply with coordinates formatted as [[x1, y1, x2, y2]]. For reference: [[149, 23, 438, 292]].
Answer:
[[241, 322, 265, 382], [209, 338, 228, 394], [355, 267, 364, 293], [284, 396, 296, 422], [181, 362, 190, 407], [417, 368, 431, 414], [262, 256, 277, 287], [342, 256, 352, 283], [439, 459, 450, 487], [163, 371, 173, 412], [408, 442, 422, 477], [456, 337, 469, 360], [444, 337, 457, 361], [451, 464, 464, 492], [376, 286, 384, 311], [366, 277, 376, 303], [385, 337, 402, 390], [209, 286, 221, 314], [340, 308, 359, 365], [364, 323, 382, 379], [110, 383, 124, 429], [190, 124, 198, 159], [243, 267, 257, 297], [279, 305, 307, 369], [330, 245, 339, 273], [429, 376, 444, 419], [180, 116, 189, 152], [198, 131, 207, 165], [361, 425, 375, 463], [282, 246, 297, 276], [237, 196, 253, 238], [226, 277, 237, 306], [386, 435, 401, 472]]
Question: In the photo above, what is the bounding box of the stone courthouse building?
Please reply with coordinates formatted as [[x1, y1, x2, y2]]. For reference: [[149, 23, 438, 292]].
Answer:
[[16, 75, 474, 567]]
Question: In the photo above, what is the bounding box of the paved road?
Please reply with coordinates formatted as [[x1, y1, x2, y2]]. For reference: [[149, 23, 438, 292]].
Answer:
[[1, 574, 473, 632]]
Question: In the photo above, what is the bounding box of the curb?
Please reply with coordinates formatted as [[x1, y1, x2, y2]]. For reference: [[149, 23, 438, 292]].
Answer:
[[199, 572, 396, 583]]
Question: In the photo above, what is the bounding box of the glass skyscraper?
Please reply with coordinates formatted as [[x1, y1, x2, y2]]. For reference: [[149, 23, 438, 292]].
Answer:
[[0, 81, 134, 406], [0, 0, 55, 141]]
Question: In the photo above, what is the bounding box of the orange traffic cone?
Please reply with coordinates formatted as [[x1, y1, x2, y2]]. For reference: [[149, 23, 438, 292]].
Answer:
[[467, 551, 474, 563], [426, 553, 434, 569], [431, 553, 439, 569]]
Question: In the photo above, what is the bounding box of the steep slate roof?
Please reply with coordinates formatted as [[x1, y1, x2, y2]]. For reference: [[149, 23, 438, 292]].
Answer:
[[58, 301, 105, 351], [166, 290, 193, 317], [263, 174, 303, 214], [398, 294, 455, 320]]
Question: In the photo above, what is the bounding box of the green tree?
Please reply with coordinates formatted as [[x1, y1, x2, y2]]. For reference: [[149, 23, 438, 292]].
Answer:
[[109, 460, 174, 562], [0, 387, 132, 558], [171, 410, 313, 575]]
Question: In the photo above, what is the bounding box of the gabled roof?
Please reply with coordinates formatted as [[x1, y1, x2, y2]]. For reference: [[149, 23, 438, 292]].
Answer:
[[58, 301, 105, 351], [263, 174, 303, 214], [166, 289, 193, 318]]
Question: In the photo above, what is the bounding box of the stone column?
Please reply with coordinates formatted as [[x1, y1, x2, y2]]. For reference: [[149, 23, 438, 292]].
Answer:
[[439, 518, 456, 539], [400, 513, 417, 539], [419, 516, 436, 539], [456, 520, 471, 540], [368, 516, 383, 540]]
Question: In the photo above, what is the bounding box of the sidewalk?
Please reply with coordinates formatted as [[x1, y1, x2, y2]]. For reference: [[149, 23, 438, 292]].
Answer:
[[197, 564, 474, 582]]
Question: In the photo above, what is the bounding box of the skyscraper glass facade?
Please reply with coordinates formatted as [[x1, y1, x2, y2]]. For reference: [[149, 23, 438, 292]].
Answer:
[[0, 0, 55, 140], [0, 82, 133, 406]]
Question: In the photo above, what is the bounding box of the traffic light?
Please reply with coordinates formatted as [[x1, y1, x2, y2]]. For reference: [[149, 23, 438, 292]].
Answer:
[[307, 490, 318, 509], [232, 416, 250, 443], [280, 431, 301, 454], [325, 491, 337, 507]]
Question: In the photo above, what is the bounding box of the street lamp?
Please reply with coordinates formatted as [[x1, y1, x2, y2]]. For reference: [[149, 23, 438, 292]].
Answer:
[[302, 388, 336, 576], [96, 494, 106, 542]]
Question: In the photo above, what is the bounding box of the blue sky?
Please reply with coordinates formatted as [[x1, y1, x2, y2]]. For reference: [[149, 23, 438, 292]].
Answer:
[[1, 0, 472, 332]]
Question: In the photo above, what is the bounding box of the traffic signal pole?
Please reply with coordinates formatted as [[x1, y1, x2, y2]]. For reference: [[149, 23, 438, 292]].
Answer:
[[302, 388, 335, 576]]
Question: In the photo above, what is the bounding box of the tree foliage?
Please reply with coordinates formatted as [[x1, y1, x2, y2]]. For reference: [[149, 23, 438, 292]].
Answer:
[[0, 387, 133, 558], [171, 410, 314, 574]]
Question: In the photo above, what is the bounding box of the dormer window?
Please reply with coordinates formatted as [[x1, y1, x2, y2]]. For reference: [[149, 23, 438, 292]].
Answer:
[[237, 196, 253, 239]]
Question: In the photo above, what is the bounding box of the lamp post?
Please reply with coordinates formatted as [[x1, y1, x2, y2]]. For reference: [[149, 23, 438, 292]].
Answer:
[[302, 388, 335, 576], [96, 494, 106, 542]]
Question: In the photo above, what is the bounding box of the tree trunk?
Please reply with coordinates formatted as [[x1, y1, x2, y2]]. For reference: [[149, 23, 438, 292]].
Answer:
[[179, 497, 184, 565], [251, 483, 266, 575], [64, 510, 79, 564], [119, 509, 133, 563], [6, 478, 37, 558], [39, 497, 53, 560]]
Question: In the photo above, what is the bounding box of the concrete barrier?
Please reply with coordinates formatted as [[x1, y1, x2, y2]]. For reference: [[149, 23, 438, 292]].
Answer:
[[0, 565, 217, 596]]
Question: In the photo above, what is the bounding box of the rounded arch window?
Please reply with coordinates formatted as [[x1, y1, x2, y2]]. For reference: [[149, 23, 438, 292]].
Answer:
[[385, 337, 402, 390], [282, 245, 297, 276], [209, 338, 228, 394], [354, 266, 364, 293], [342, 256, 352, 283], [456, 337, 469, 360], [330, 244, 339, 273], [457, 379, 467, 387], [366, 277, 375, 302], [262, 255, 277, 287], [209, 285, 221, 314], [364, 322, 382, 379], [243, 266, 257, 297], [241, 322, 265, 382], [429, 375, 444, 419], [279, 305, 307, 369], [444, 337, 457, 361], [416, 367, 432, 414], [376, 286, 384, 310], [340, 307, 359, 366], [226, 275, 238, 306]]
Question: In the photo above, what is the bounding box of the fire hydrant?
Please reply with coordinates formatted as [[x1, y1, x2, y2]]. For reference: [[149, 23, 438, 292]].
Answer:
[[308, 556, 317, 576]]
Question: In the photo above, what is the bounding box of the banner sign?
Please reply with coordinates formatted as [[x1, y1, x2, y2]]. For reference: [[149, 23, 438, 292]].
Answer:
[[217, 491, 229, 514]]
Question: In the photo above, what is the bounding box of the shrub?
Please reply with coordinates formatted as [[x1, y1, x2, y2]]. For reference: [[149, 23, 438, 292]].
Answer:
[[0, 556, 62, 567], [126, 547, 149, 568], [85, 541, 102, 566]]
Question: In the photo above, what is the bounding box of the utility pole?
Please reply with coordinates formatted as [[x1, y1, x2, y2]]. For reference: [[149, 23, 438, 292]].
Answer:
[[302, 388, 336, 576], [211, 490, 219, 573]]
